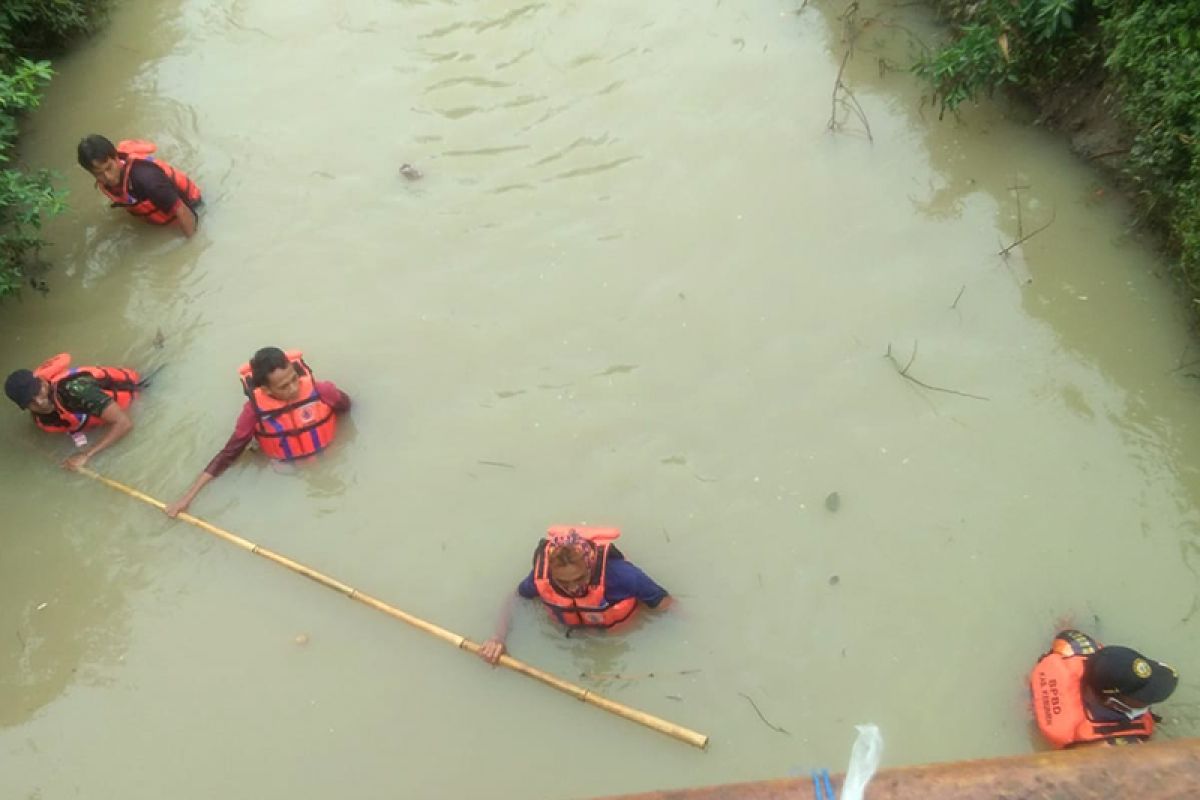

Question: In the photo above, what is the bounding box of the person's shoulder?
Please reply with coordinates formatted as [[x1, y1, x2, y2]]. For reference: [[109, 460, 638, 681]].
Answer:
[[606, 557, 645, 576], [129, 158, 165, 178]]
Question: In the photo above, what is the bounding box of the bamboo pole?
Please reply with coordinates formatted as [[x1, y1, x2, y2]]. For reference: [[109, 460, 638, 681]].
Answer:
[[75, 466, 709, 749]]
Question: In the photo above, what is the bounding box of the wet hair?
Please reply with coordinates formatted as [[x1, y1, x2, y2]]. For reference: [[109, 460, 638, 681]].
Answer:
[[548, 545, 588, 575], [77, 135, 118, 170], [249, 347, 290, 387]]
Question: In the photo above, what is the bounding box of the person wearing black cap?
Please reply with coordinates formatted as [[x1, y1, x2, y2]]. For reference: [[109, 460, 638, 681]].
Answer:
[[1030, 629, 1178, 748], [5, 353, 140, 470]]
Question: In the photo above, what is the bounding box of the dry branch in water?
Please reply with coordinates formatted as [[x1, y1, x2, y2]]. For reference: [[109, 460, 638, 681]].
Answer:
[[885, 341, 990, 401], [828, 51, 874, 143], [825, 1, 874, 143], [950, 284, 966, 310], [738, 692, 791, 736], [999, 210, 1056, 257]]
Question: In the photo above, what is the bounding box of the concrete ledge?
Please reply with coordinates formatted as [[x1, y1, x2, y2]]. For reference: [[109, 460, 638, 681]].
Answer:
[[589, 737, 1200, 800]]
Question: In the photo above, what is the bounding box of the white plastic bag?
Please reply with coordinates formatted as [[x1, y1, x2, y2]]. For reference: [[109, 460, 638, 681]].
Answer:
[[840, 724, 883, 800]]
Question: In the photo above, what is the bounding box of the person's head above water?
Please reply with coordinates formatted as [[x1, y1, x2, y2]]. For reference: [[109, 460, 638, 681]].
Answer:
[[1086, 645, 1178, 717], [546, 530, 598, 597], [77, 134, 122, 189], [249, 347, 302, 402], [5, 369, 54, 414]]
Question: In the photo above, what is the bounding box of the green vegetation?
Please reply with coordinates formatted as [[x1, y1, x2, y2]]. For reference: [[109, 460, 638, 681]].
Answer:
[[916, 0, 1200, 301], [0, 1, 105, 299]]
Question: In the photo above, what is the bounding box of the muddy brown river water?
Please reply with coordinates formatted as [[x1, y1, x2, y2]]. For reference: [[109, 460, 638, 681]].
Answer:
[[1, 1, 1198, 797]]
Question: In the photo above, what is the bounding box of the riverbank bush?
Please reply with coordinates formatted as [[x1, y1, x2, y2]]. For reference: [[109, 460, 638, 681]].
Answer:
[[917, 0, 1200, 304], [0, 1, 105, 299]]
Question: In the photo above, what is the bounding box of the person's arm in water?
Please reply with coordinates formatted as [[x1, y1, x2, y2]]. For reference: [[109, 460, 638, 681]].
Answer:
[[479, 571, 538, 665], [164, 403, 256, 517], [175, 203, 197, 238], [164, 382, 350, 517], [63, 402, 134, 470], [59, 377, 134, 470]]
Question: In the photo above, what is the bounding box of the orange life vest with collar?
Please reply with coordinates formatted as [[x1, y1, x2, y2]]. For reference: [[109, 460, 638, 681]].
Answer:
[[532, 525, 639, 629], [30, 353, 140, 434], [96, 139, 201, 225], [1030, 632, 1155, 748], [237, 350, 337, 461]]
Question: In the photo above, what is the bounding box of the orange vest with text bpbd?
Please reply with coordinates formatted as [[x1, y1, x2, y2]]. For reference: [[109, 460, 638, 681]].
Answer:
[[1030, 632, 1155, 748]]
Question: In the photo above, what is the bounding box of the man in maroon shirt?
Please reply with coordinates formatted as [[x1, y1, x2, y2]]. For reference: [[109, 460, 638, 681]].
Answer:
[[164, 347, 351, 518]]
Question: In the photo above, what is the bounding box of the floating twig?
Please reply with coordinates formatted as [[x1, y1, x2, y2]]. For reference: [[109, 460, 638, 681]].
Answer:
[[999, 210, 1056, 257], [739, 692, 791, 736], [950, 285, 966, 310], [885, 342, 990, 401], [1008, 181, 1028, 241], [828, 50, 874, 143], [1087, 148, 1130, 162]]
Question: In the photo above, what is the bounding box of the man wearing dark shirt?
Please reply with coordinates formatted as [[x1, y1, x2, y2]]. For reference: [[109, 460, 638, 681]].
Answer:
[[77, 134, 201, 237], [5, 368, 136, 469]]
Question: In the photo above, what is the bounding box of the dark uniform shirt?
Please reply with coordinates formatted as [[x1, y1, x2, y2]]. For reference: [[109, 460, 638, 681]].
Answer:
[[127, 160, 195, 215], [32, 375, 113, 427]]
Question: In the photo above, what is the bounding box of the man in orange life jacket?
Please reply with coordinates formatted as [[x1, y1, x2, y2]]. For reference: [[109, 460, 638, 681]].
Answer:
[[77, 134, 202, 237], [164, 347, 350, 518], [478, 526, 670, 665], [1030, 629, 1178, 748], [5, 355, 139, 470]]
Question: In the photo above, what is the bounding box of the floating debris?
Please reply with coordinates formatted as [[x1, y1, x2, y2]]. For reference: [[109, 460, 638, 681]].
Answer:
[[829, 575, 840, 586], [825, 491, 841, 512], [398, 163, 423, 180], [596, 364, 638, 377]]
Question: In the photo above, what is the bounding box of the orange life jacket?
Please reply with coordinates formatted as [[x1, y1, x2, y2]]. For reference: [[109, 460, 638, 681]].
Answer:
[[95, 139, 202, 225], [1030, 633, 1155, 748], [30, 353, 140, 434], [532, 525, 639, 629], [237, 350, 337, 461]]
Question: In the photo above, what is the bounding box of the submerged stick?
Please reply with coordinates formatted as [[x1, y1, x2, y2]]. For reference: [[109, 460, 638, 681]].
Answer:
[[738, 692, 790, 736], [999, 210, 1056, 257], [828, 50, 874, 143], [885, 342, 990, 401], [74, 467, 709, 750], [950, 285, 966, 310]]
